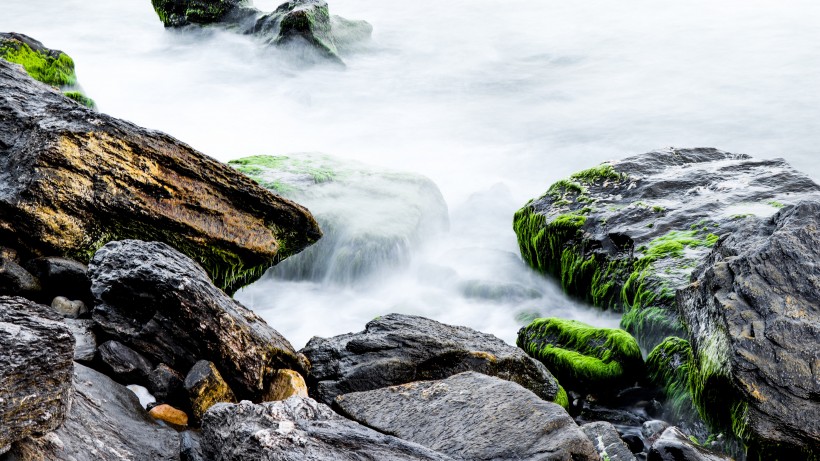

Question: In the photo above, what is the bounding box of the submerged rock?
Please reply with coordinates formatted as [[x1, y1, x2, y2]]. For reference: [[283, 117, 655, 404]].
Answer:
[[201, 397, 453, 460], [0, 59, 320, 293], [230, 153, 448, 285], [89, 240, 307, 401], [0, 297, 74, 455], [301, 313, 560, 405], [336, 372, 600, 461]]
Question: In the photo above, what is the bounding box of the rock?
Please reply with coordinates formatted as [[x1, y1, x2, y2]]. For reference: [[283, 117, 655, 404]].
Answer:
[[25, 257, 91, 303], [184, 360, 237, 424], [645, 336, 695, 421], [90, 240, 306, 400], [678, 201, 820, 457], [230, 154, 448, 285], [263, 369, 308, 401], [301, 313, 560, 405], [621, 433, 644, 454], [648, 427, 731, 461], [149, 404, 189, 428], [50, 296, 87, 318], [0, 59, 320, 293], [201, 397, 453, 460], [0, 257, 40, 299], [335, 371, 599, 460], [150, 0, 250, 27], [149, 364, 187, 406], [582, 421, 637, 461], [97, 340, 154, 385], [513, 148, 820, 350], [64, 318, 96, 362], [180, 431, 206, 461], [641, 420, 671, 444], [0, 296, 74, 455], [577, 404, 648, 428], [5, 364, 180, 460], [517, 317, 644, 393], [254, 0, 341, 62]]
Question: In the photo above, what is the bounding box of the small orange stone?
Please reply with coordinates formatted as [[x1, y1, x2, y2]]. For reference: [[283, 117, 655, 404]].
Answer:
[[149, 404, 189, 427]]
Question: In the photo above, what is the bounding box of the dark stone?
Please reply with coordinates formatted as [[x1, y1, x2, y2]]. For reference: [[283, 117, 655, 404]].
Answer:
[[0, 59, 320, 294], [149, 364, 186, 406], [64, 318, 96, 362], [90, 240, 306, 401], [648, 427, 731, 461], [184, 360, 237, 424], [0, 257, 40, 299], [180, 431, 205, 461], [641, 420, 671, 446], [582, 421, 637, 461], [24, 257, 91, 303], [300, 313, 560, 405], [201, 397, 454, 460], [97, 340, 154, 385], [577, 403, 648, 428], [621, 434, 645, 454], [335, 371, 599, 461], [150, 0, 250, 27], [0, 296, 73, 455], [678, 201, 820, 457], [4, 364, 179, 460]]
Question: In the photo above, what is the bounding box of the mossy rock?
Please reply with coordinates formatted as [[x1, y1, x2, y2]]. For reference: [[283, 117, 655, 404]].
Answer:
[[516, 317, 643, 393], [646, 336, 696, 421], [151, 0, 250, 27]]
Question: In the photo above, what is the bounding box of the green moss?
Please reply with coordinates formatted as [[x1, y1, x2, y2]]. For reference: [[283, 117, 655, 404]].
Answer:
[[652, 205, 665, 212], [517, 318, 643, 392], [646, 337, 696, 419], [548, 179, 586, 198], [229, 155, 337, 191], [63, 91, 96, 109], [569, 164, 628, 183], [644, 230, 718, 260], [553, 385, 569, 408], [767, 200, 785, 208], [0, 41, 76, 87]]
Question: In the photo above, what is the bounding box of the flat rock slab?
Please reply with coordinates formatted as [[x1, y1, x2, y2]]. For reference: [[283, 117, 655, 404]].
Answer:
[[0, 296, 74, 455], [90, 239, 306, 401], [201, 397, 454, 461], [301, 313, 559, 404], [335, 371, 600, 461]]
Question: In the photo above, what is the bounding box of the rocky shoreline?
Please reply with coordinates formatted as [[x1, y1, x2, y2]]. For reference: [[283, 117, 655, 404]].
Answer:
[[1, 21, 818, 461]]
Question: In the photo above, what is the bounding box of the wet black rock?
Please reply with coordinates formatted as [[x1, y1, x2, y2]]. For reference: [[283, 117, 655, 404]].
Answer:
[[201, 397, 454, 460], [648, 427, 731, 461], [97, 340, 154, 386], [89, 240, 306, 401], [149, 364, 187, 406], [0, 296, 74, 455], [335, 371, 599, 461], [64, 318, 97, 362], [582, 421, 637, 461], [0, 258, 40, 299], [184, 360, 237, 424], [25, 257, 91, 303], [301, 313, 560, 405]]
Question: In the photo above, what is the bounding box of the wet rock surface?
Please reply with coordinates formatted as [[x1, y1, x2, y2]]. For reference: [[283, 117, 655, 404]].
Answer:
[[0, 258, 40, 299], [301, 313, 559, 405], [184, 360, 237, 424], [201, 397, 454, 461], [581, 421, 637, 461], [0, 297, 74, 455], [648, 427, 731, 461], [0, 59, 320, 293], [89, 240, 306, 401], [335, 371, 599, 461], [96, 340, 154, 386]]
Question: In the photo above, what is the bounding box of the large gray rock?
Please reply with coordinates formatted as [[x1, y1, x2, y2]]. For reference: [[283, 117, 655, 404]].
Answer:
[[648, 427, 731, 461], [335, 372, 599, 461], [300, 313, 560, 405], [201, 397, 454, 460], [581, 422, 637, 461], [3, 364, 179, 460], [0, 296, 73, 455], [678, 201, 820, 458], [89, 239, 307, 401]]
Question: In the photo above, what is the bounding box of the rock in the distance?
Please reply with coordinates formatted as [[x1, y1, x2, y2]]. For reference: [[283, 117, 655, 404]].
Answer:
[[0, 296, 74, 455], [184, 360, 237, 424], [201, 397, 454, 460], [301, 313, 560, 405], [90, 240, 306, 401], [335, 371, 599, 461]]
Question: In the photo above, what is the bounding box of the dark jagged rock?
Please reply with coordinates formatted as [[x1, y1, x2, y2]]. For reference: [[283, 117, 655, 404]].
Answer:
[[89, 240, 307, 401], [149, 364, 187, 406], [0, 296, 74, 455], [64, 318, 96, 362], [201, 397, 454, 460], [0, 59, 320, 293], [0, 257, 40, 298], [97, 340, 154, 386], [581, 421, 637, 461], [678, 201, 820, 458], [301, 313, 560, 405], [336, 372, 600, 461], [184, 360, 237, 424], [24, 257, 91, 303], [5, 364, 179, 460], [514, 148, 820, 351], [180, 431, 206, 461], [648, 427, 731, 461]]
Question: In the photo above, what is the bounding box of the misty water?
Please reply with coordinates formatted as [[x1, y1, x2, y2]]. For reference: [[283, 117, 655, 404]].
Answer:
[[5, 0, 820, 348]]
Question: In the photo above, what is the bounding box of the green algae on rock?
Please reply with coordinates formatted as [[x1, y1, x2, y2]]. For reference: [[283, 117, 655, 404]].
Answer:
[[646, 336, 696, 421], [151, 0, 250, 26], [516, 317, 643, 393]]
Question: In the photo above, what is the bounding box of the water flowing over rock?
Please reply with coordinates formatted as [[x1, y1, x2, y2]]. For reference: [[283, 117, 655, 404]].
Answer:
[[300, 313, 559, 405], [677, 201, 820, 458], [335, 372, 600, 461], [0, 58, 320, 294], [648, 427, 732, 461], [89, 239, 306, 401], [201, 397, 454, 460], [0, 296, 74, 455], [230, 153, 449, 285]]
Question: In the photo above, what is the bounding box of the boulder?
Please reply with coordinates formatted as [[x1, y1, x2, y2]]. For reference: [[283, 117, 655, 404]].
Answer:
[[0, 296, 74, 455], [96, 340, 154, 386], [677, 201, 820, 458], [64, 318, 96, 362], [25, 257, 91, 303], [335, 372, 600, 460], [184, 360, 237, 424], [263, 369, 308, 401], [517, 317, 644, 393], [0, 257, 40, 299], [150, 0, 250, 27], [230, 153, 448, 285], [201, 397, 454, 460], [648, 427, 731, 461], [89, 239, 306, 401], [4, 364, 179, 460], [0, 58, 320, 293], [581, 421, 637, 461], [148, 364, 187, 406], [300, 313, 560, 405]]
